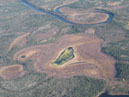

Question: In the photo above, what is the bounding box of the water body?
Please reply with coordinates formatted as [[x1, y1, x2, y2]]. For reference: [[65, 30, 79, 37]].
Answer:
[[21, 0, 74, 24], [99, 92, 129, 97], [21, 0, 114, 25]]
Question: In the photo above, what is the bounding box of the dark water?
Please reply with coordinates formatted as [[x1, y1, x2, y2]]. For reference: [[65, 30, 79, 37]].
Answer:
[[21, 0, 114, 25], [99, 92, 129, 97]]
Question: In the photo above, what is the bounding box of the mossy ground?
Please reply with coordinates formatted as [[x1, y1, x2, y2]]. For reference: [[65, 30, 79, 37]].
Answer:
[[52, 47, 74, 66]]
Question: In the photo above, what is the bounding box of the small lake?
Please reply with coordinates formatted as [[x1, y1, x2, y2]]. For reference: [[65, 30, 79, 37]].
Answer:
[[99, 92, 129, 97]]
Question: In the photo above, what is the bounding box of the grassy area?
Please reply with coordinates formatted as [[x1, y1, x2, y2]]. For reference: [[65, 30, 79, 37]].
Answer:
[[52, 47, 74, 66]]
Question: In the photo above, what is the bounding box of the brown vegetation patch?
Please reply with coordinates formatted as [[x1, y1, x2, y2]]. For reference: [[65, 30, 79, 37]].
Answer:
[[68, 13, 109, 24], [124, 22, 129, 30], [33, 27, 58, 42], [60, 7, 109, 24], [8, 32, 30, 51], [108, 2, 121, 6], [14, 34, 116, 80], [85, 28, 95, 34], [54, 0, 78, 11], [108, 3, 129, 11], [14, 47, 40, 61], [69, 35, 83, 42], [60, 7, 89, 15], [0, 65, 23, 80]]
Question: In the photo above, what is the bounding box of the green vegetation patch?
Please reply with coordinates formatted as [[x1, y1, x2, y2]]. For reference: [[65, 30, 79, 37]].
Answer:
[[101, 39, 129, 81], [115, 62, 129, 80], [0, 76, 106, 97], [52, 47, 74, 66], [107, 83, 129, 95]]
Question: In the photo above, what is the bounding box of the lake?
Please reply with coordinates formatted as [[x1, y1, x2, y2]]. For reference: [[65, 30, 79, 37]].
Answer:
[[99, 92, 129, 97]]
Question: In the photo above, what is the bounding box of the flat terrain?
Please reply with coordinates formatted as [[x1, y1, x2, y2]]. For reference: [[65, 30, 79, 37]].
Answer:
[[0, 0, 129, 97], [60, 7, 109, 24], [14, 34, 115, 80], [0, 64, 23, 80], [8, 32, 30, 51]]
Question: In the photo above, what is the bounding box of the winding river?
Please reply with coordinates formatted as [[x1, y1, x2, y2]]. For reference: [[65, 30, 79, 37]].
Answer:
[[21, 0, 74, 24], [21, 0, 114, 25]]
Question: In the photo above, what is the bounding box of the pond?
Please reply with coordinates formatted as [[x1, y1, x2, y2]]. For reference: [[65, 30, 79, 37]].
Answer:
[[99, 92, 129, 97]]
